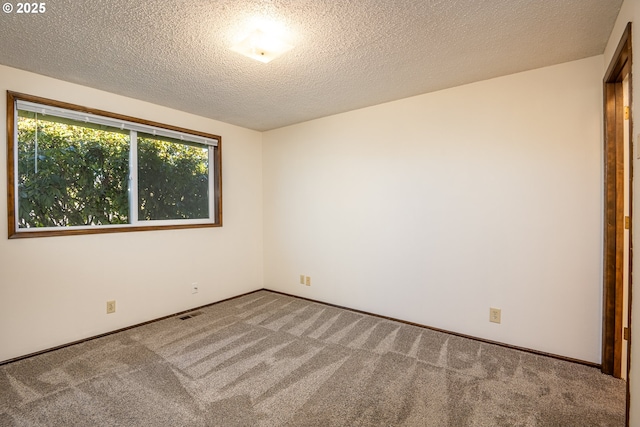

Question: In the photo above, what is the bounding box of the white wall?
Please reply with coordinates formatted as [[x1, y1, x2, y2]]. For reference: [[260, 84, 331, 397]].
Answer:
[[0, 65, 264, 363], [263, 56, 604, 363], [604, 0, 640, 422]]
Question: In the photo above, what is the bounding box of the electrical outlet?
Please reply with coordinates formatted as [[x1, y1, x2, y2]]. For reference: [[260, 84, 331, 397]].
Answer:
[[106, 300, 116, 314], [305, 276, 311, 286], [489, 307, 501, 324], [192, 283, 199, 294], [300, 275, 305, 285]]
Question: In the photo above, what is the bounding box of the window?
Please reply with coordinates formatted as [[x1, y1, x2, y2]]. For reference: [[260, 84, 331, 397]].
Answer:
[[6, 91, 222, 238]]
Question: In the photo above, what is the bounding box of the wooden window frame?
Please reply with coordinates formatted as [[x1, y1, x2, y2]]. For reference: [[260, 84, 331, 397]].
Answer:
[[6, 91, 222, 238]]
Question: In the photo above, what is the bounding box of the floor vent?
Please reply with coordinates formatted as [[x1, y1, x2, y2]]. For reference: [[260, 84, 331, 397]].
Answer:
[[179, 311, 203, 320]]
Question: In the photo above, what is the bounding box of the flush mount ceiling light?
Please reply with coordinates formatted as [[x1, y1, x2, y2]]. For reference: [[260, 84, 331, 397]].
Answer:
[[230, 29, 293, 63]]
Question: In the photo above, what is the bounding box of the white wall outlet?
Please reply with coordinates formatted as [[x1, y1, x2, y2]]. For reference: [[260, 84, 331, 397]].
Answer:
[[106, 300, 116, 314], [305, 276, 311, 286], [300, 275, 305, 285], [192, 283, 199, 294], [489, 307, 501, 324]]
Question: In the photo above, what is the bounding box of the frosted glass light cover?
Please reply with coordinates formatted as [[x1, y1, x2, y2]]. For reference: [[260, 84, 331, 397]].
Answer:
[[230, 29, 293, 63]]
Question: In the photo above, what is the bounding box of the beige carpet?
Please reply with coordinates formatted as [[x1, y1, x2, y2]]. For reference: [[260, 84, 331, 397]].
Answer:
[[0, 290, 626, 426]]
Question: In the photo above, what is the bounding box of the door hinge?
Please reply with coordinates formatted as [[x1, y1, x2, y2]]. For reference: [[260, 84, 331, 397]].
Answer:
[[624, 327, 630, 341], [625, 216, 631, 229], [625, 106, 631, 120]]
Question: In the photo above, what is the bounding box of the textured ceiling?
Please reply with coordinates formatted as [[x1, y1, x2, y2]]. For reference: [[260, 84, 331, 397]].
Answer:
[[0, 0, 623, 131]]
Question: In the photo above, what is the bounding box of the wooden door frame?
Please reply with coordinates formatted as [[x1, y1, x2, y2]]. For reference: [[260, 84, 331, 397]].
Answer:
[[602, 22, 632, 381]]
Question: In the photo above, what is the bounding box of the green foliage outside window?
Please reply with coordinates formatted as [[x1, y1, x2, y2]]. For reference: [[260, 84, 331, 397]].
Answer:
[[137, 134, 209, 221], [17, 116, 210, 228], [17, 116, 130, 228]]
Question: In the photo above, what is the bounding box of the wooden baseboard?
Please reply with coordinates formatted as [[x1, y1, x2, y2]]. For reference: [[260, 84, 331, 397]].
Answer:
[[1, 287, 601, 370], [0, 289, 263, 366], [264, 289, 602, 369]]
